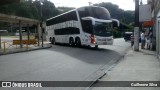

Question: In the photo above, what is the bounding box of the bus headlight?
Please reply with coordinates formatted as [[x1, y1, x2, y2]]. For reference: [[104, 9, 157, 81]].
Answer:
[[94, 38, 97, 44]]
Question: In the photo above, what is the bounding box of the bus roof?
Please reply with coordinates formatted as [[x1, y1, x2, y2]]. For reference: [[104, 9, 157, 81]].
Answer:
[[47, 9, 76, 21], [47, 6, 107, 21]]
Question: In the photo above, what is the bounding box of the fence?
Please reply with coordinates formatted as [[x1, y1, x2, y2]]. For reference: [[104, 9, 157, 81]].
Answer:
[[0, 39, 38, 53]]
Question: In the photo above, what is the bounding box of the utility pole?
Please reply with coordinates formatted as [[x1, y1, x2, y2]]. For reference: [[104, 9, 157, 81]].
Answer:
[[0, 33, 1, 49], [134, 0, 140, 51], [40, 0, 44, 47], [19, 20, 23, 48], [139, 0, 143, 41], [88, 2, 92, 6], [10, 23, 13, 34], [27, 24, 30, 41]]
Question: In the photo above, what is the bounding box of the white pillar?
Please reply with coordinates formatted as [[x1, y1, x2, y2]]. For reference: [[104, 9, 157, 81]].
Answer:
[[19, 20, 23, 48], [37, 23, 41, 46], [134, 27, 140, 51], [0, 33, 1, 49]]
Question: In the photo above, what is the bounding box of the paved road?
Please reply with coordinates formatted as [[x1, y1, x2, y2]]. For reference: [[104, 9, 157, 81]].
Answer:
[[0, 38, 130, 89]]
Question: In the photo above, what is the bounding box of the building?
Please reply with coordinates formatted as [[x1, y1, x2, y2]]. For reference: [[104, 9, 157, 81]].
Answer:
[[148, 0, 160, 59]]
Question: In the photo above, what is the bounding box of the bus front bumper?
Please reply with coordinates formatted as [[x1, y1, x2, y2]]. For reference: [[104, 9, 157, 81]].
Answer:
[[93, 38, 114, 45]]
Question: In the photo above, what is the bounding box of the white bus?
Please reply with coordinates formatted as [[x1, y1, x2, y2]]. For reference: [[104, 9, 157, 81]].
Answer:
[[46, 6, 119, 48]]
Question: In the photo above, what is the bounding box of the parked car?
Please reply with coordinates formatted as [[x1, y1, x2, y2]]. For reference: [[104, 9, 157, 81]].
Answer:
[[123, 32, 133, 41]]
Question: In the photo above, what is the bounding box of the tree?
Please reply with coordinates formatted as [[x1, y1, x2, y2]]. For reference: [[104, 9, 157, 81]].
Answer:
[[0, 0, 61, 20], [94, 2, 134, 24], [57, 7, 75, 13], [41, 0, 60, 20]]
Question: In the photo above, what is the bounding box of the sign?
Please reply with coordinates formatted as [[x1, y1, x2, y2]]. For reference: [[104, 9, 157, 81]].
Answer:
[[0, 81, 160, 87], [143, 19, 154, 27], [139, 4, 152, 22]]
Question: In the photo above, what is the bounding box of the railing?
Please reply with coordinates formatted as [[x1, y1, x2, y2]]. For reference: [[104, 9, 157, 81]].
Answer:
[[0, 39, 38, 53]]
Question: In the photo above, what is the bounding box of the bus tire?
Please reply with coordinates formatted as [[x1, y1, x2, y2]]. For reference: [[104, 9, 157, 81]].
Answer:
[[50, 37, 52, 43], [75, 37, 81, 47], [69, 37, 74, 46], [52, 37, 56, 45], [95, 45, 98, 49]]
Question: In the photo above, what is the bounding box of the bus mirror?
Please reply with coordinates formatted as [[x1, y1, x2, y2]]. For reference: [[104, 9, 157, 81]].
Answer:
[[112, 19, 120, 28], [81, 17, 93, 20], [82, 18, 88, 20]]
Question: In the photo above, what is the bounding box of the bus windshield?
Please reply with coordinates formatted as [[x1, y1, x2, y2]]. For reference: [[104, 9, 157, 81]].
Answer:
[[93, 22, 112, 37], [89, 7, 111, 20]]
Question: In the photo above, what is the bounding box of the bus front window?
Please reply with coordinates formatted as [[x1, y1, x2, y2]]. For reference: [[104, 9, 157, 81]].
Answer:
[[93, 22, 112, 37]]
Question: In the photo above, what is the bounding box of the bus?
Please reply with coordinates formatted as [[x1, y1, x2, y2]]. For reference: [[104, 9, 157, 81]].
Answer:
[[46, 6, 119, 48]]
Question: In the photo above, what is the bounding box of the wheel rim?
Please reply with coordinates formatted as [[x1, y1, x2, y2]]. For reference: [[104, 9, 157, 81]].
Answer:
[[69, 39, 74, 46], [50, 38, 52, 42], [52, 38, 55, 44], [76, 38, 81, 46]]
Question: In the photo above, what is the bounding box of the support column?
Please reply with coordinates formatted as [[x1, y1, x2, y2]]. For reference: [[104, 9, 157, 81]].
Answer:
[[41, 22, 44, 47], [134, 0, 140, 51], [0, 33, 1, 49], [10, 23, 13, 35], [134, 27, 140, 51], [27, 24, 30, 41], [156, 17, 160, 60], [152, 7, 157, 51], [41, 28, 43, 47], [19, 21, 23, 48], [34, 25, 36, 39], [37, 23, 40, 46]]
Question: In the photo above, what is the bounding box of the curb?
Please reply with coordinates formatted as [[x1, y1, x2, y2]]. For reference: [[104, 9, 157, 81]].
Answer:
[[85, 47, 131, 90], [0, 45, 52, 56]]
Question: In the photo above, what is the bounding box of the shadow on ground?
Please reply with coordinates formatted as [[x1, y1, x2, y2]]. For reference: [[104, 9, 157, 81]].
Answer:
[[47, 44, 122, 65]]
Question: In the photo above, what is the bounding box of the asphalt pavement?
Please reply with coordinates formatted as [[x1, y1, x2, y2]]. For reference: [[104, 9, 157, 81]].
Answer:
[[0, 38, 130, 90]]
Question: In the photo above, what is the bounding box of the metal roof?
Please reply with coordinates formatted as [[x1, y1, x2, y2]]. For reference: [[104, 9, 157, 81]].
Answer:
[[0, 13, 40, 25]]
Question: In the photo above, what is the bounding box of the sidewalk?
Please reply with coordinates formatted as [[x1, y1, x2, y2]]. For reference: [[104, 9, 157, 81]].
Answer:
[[91, 47, 160, 90], [0, 42, 52, 55]]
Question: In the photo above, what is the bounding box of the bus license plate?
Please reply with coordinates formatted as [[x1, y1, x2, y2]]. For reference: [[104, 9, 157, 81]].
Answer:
[[103, 42, 107, 45]]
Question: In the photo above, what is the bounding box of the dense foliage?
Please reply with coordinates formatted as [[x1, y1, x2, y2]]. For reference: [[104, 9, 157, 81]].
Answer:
[[94, 2, 134, 24], [0, 0, 60, 20]]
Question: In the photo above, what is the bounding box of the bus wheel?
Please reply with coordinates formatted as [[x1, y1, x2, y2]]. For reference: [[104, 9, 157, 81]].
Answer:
[[95, 45, 98, 49], [69, 38, 74, 46], [76, 37, 81, 47], [52, 37, 56, 45], [50, 37, 52, 43]]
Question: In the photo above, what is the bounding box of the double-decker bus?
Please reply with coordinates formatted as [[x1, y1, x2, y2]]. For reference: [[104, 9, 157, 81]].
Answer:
[[46, 6, 119, 48]]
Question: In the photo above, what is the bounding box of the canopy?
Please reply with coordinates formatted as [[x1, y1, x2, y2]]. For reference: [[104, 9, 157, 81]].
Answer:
[[0, 13, 39, 25]]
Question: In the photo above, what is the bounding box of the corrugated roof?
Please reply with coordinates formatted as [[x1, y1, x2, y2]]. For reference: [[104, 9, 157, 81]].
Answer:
[[0, 13, 40, 25]]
